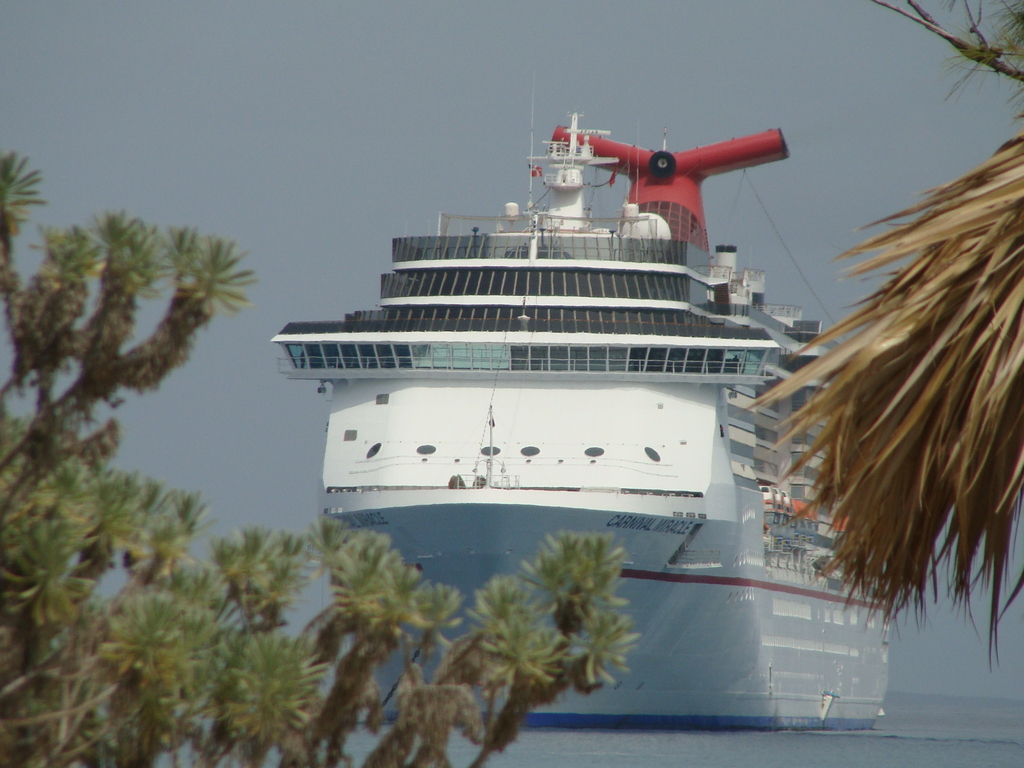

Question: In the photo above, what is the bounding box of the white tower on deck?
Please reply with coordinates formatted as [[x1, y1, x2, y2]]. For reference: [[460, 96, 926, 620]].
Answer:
[[536, 113, 617, 227]]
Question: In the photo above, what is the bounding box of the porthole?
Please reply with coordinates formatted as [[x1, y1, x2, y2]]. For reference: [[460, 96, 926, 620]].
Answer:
[[481, 446, 501, 456], [521, 446, 540, 456], [366, 443, 382, 459], [417, 445, 437, 455], [584, 447, 605, 457], [645, 447, 662, 462]]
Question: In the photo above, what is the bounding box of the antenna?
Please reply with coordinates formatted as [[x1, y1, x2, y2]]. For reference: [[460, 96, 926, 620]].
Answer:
[[528, 73, 536, 210]]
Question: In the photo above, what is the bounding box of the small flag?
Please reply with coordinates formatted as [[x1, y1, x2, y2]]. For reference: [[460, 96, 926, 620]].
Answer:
[[489, 415, 496, 428], [531, 166, 543, 177]]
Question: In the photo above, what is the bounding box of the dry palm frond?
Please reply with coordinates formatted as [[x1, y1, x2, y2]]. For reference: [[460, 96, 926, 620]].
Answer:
[[763, 130, 1024, 641]]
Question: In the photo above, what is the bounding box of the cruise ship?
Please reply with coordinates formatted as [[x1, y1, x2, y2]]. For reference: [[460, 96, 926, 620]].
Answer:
[[273, 115, 889, 729]]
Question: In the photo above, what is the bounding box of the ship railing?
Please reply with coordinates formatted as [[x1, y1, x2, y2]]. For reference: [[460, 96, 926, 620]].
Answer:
[[698, 302, 797, 336], [754, 303, 803, 320], [744, 269, 766, 284], [692, 265, 733, 283], [324, 483, 703, 496], [393, 232, 699, 266]]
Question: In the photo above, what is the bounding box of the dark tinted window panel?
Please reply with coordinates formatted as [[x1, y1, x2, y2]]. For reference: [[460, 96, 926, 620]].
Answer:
[[529, 346, 548, 371], [608, 347, 628, 371], [341, 344, 360, 368], [286, 343, 306, 368], [321, 343, 340, 367], [705, 348, 724, 374], [511, 346, 529, 371], [376, 344, 396, 369], [417, 445, 436, 455], [584, 447, 605, 457], [723, 350, 743, 375], [550, 346, 569, 371], [366, 443, 382, 458], [358, 344, 379, 369], [667, 347, 687, 372], [645, 447, 662, 462], [521, 445, 540, 456], [551, 271, 565, 295], [628, 347, 647, 372], [563, 272, 580, 297], [305, 343, 325, 369], [684, 347, 706, 373], [480, 446, 501, 456], [320, 306, 770, 340], [647, 347, 668, 372]]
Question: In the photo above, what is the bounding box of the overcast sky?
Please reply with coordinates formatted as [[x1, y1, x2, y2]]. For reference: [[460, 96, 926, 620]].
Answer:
[[3, 1, 1023, 699]]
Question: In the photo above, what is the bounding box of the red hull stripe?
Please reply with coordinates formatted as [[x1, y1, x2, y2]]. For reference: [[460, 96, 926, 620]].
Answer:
[[619, 568, 875, 609]]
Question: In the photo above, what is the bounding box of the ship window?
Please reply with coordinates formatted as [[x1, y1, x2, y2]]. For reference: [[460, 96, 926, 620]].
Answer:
[[344, 430, 357, 441], [551, 271, 565, 295], [529, 346, 548, 371], [494, 270, 511, 295], [538, 270, 551, 295], [588, 346, 607, 371], [358, 344, 379, 369], [743, 349, 764, 375], [667, 347, 687, 372], [684, 348, 706, 373], [622, 272, 638, 299], [465, 271, 482, 295], [417, 444, 436, 455], [377, 344, 397, 369], [584, 447, 605, 457], [723, 349, 743, 375], [286, 343, 306, 368], [526, 271, 540, 295], [510, 346, 529, 371], [645, 447, 662, 462], [411, 344, 431, 368], [452, 343, 472, 369], [705, 348, 724, 374], [550, 346, 569, 371], [563, 271, 580, 297], [480, 446, 501, 456], [628, 347, 647, 372], [305, 343, 325, 369], [366, 443, 382, 459], [394, 344, 413, 368], [375, 394, 389, 405], [521, 446, 540, 456], [322, 343, 340, 367], [570, 346, 588, 371], [608, 346, 628, 371], [478, 270, 495, 294], [647, 347, 668, 372]]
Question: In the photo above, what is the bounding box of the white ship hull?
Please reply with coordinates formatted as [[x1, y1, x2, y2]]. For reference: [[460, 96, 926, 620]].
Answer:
[[322, 379, 887, 730]]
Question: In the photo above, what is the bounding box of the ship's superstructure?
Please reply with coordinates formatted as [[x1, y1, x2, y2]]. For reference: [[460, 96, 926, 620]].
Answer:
[[273, 115, 888, 729]]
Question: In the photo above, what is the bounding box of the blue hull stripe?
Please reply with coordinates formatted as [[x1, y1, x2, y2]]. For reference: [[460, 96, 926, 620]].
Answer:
[[619, 568, 876, 609], [526, 712, 877, 731]]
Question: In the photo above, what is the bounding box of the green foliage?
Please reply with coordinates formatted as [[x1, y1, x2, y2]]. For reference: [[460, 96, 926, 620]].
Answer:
[[0, 152, 635, 768]]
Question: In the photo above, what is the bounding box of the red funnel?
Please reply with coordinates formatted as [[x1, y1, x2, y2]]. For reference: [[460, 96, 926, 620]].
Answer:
[[551, 126, 788, 249]]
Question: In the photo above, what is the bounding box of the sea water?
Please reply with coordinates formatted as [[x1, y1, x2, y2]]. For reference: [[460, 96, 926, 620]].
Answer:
[[346, 691, 1024, 767]]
